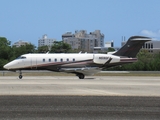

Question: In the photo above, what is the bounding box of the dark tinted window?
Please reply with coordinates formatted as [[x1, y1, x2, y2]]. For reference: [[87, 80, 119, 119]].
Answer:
[[16, 56, 26, 59]]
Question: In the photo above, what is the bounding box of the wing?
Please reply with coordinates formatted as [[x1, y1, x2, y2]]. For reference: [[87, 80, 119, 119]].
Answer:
[[60, 67, 101, 76]]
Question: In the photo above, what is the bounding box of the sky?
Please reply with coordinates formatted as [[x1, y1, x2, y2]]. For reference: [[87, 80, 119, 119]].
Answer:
[[1, 0, 160, 47]]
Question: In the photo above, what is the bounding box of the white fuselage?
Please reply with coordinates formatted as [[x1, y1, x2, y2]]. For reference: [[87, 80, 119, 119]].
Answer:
[[4, 53, 121, 70]]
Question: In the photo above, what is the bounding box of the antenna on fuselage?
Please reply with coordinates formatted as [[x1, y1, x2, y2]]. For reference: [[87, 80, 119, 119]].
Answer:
[[79, 51, 82, 54], [46, 51, 50, 54]]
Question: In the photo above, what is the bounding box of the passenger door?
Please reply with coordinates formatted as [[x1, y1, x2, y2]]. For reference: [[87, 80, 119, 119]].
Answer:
[[31, 57, 37, 69]]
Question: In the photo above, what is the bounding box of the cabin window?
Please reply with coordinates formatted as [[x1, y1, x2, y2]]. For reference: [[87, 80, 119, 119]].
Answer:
[[55, 58, 57, 62], [73, 58, 75, 62], [61, 58, 63, 62], [67, 58, 69, 61], [49, 59, 51, 62], [43, 59, 45, 62]]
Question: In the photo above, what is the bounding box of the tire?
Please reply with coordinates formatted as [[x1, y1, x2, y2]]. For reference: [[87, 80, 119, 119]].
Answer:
[[19, 75, 23, 79], [78, 74, 85, 79]]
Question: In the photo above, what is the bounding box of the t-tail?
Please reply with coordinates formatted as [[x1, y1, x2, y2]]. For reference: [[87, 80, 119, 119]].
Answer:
[[113, 36, 152, 58]]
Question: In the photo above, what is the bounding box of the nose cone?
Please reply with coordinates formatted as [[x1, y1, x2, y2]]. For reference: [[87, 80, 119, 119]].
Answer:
[[3, 63, 10, 70], [3, 60, 20, 70], [3, 61, 15, 70]]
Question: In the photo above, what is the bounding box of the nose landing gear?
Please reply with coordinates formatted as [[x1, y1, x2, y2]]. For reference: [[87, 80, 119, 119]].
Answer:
[[19, 71, 23, 79]]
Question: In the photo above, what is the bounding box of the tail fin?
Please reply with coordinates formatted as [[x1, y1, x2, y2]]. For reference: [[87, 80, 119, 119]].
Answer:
[[113, 36, 151, 58]]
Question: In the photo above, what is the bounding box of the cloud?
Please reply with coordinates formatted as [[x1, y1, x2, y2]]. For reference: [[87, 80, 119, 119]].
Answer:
[[140, 30, 160, 38]]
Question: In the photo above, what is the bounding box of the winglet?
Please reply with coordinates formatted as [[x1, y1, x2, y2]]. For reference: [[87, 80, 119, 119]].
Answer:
[[113, 36, 151, 58]]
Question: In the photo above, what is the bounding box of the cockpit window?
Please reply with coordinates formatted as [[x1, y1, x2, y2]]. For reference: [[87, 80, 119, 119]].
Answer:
[[21, 56, 26, 59], [16, 56, 27, 59]]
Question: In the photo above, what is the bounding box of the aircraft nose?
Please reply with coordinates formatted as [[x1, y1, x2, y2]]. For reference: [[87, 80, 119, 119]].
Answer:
[[3, 60, 19, 70], [3, 64, 9, 69], [3, 62, 13, 70]]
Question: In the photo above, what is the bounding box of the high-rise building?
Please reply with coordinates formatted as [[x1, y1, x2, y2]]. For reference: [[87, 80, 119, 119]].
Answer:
[[62, 30, 104, 52], [38, 34, 56, 48]]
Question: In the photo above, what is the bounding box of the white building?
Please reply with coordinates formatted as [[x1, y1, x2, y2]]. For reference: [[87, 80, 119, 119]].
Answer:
[[38, 34, 56, 48], [105, 40, 114, 47], [13, 40, 30, 47]]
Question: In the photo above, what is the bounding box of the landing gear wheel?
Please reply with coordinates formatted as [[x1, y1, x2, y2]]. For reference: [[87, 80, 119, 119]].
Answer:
[[19, 75, 23, 79], [19, 70, 23, 79], [78, 74, 85, 79]]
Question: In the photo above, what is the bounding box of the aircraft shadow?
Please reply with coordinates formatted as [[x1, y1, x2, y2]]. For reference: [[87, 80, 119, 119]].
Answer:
[[84, 78, 95, 80]]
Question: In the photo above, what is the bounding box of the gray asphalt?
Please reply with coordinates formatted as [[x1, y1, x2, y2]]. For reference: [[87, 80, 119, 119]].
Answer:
[[0, 96, 160, 120], [0, 76, 160, 120]]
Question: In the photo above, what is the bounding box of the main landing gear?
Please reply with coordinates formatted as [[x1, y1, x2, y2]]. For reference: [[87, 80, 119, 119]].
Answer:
[[76, 73, 85, 79], [19, 70, 23, 79]]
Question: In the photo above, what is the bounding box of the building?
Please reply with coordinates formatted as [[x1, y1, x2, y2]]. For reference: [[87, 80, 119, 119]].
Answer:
[[121, 41, 126, 47], [143, 40, 160, 53], [62, 30, 104, 52], [93, 41, 114, 53], [62, 33, 80, 50], [93, 47, 108, 53], [121, 40, 160, 53], [121, 36, 126, 47], [105, 40, 114, 47], [13, 40, 30, 47], [38, 34, 56, 48]]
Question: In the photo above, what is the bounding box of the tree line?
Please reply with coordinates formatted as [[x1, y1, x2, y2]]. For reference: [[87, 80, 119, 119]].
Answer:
[[1, 37, 160, 70]]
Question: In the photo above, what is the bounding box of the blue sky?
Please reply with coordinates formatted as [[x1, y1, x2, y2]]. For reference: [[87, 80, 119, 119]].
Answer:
[[1, 0, 160, 47]]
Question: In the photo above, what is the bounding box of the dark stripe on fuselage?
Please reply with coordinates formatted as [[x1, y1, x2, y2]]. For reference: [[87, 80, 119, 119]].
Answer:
[[12, 59, 101, 71]]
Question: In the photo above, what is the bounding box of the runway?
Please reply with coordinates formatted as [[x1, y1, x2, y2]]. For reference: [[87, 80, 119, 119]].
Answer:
[[0, 76, 160, 120], [0, 76, 160, 96], [0, 96, 159, 120]]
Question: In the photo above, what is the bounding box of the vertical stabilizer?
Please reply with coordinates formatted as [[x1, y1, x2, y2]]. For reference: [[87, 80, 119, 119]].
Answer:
[[113, 36, 151, 57]]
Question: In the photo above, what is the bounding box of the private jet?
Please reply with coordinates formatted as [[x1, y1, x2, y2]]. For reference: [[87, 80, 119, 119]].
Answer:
[[3, 36, 151, 79]]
